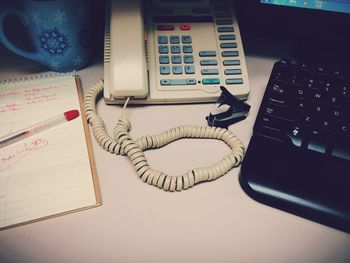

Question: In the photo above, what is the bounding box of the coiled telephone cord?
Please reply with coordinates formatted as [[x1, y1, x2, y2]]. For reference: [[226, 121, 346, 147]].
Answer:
[[84, 80, 245, 191]]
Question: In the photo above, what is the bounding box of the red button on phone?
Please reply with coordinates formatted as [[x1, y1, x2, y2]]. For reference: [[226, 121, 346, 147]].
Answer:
[[180, 24, 190, 30], [157, 24, 175, 31]]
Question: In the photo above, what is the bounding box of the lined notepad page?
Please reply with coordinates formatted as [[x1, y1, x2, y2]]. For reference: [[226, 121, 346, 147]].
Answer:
[[0, 74, 98, 229]]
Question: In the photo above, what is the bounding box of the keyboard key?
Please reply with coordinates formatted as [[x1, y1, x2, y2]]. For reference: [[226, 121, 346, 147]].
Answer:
[[262, 103, 295, 121], [267, 93, 288, 106], [332, 143, 350, 160], [224, 69, 241, 75], [307, 129, 327, 153]]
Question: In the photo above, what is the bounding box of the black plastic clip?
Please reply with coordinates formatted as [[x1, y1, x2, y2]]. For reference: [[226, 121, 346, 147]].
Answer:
[[206, 86, 251, 129]]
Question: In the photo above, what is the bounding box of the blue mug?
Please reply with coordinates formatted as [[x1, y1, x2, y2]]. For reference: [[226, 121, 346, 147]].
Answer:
[[0, 0, 96, 72]]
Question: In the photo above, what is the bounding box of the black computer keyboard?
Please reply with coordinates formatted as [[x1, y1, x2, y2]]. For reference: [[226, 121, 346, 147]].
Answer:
[[255, 59, 350, 160], [240, 59, 350, 233]]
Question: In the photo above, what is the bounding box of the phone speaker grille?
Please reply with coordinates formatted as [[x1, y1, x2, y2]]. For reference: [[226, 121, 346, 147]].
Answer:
[[144, 40, 148, 63], [104, 30, 111, 64]]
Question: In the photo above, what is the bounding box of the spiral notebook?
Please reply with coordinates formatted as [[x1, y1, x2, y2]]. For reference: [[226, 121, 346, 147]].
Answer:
[[0, 73, 101, 230]]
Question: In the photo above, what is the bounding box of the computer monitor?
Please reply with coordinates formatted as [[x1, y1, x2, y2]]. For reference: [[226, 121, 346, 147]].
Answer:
[[260, 0, 350, 14], [234, 0, 350, 65]]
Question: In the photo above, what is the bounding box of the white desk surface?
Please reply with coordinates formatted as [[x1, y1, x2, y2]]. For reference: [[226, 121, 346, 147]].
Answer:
[[0, 43, 350, 263]]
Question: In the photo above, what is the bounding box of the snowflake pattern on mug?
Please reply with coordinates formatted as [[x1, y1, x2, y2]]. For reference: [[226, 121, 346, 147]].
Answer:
[[37, 27, 70, 56]]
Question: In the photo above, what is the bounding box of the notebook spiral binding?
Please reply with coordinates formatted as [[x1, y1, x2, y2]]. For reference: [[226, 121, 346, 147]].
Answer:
[[0, 71, 77, 85]]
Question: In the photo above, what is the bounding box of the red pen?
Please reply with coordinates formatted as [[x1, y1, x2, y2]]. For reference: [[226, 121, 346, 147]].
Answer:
[[0, 110, 79, 149]]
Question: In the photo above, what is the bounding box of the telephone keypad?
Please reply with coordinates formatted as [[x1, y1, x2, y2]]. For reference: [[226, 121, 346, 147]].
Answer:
[[155, 2, 247, 91], [158, 34, 196, 84]]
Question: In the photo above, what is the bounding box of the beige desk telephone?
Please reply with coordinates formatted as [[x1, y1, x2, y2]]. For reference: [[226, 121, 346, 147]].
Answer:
[[86, 0, 247, 191], [104, 0, 250, 104]]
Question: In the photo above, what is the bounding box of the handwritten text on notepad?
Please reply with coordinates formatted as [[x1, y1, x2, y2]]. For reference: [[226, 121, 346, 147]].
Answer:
[[0, 85, 58, 113], [0, 138, 48, 171]]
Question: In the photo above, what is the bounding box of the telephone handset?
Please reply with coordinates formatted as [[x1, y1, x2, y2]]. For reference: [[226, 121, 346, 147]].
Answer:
[[104, 0, 250, 104]]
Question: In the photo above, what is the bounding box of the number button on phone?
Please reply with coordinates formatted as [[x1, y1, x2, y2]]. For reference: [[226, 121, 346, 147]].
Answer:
[[171, 55, 182, 64], [170, 35, 180, 44], [158, 36, 168, 44], [159, 45, 169, 54], [160, 66, 170, 75], [184, 55, 194, 64], [182, 35, 192, 44], [171, 45, 181, 54], [172, 66, 183, 74], [159, 55, 169, 64], [183, 45, 193, 53], [185, 65, 195, 74]]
